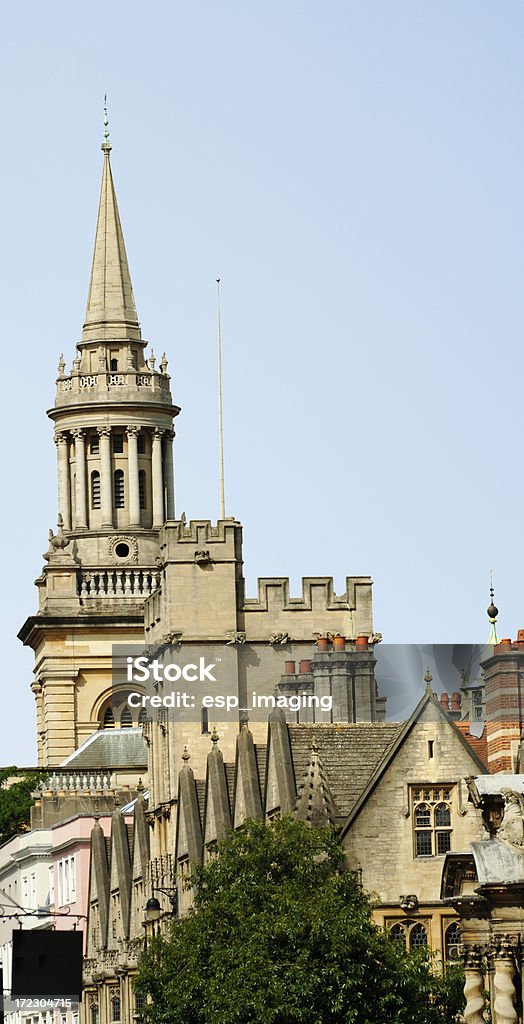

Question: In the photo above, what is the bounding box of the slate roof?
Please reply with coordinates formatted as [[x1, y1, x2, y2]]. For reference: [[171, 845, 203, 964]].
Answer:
[[288, 723, 403, 819], [61, 728, 148, 770]]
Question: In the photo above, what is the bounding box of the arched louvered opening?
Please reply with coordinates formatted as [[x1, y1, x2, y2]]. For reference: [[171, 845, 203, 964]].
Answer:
[[138, 706, 149, 727], [114, 469, 125, 508], [201, 706, 209, 734], [91, 470, 101, 509], [120, 706, 133, 729], [103, 706, 115, 729]]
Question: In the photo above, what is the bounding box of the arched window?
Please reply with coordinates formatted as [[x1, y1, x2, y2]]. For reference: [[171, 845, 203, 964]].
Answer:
[[138, 707, 149, 727], [139, 469, 146, 509], [91, 470, 101, 509], [389, 919, 429, 952], [114, 469, 125, 508], [111, 995, 121, 1022], [389, 923, 406, 948], [90, 1006, 99, 1024], [201, 707, 209, 734], [110, 358, 118, 371], [445, 921, 461, 962], [121, 706, 133, 729], [103, 706, 115, 729]]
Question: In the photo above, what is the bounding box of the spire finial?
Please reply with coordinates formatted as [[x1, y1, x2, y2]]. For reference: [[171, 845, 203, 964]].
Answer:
[[102, 94, 112, 153], [487, 569, 499, 645], [424, 667, 433, 687], [210, 726, 220, 746]]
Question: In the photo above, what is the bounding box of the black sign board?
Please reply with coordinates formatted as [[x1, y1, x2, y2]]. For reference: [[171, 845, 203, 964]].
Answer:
[[11, 931, 83, 1000]]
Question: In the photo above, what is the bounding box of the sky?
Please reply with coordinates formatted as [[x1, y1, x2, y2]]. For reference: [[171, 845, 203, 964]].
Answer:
[[1, 1, 524, 763]]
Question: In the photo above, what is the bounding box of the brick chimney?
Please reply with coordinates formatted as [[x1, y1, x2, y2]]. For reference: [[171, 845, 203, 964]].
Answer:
[[481, 638, 524, 772]]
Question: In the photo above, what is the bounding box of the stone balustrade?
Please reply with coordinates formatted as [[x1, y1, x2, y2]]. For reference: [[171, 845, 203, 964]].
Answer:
[[79, 569, 160, 599], [38, 771, 116, 794], [56, 370, 170, 401]]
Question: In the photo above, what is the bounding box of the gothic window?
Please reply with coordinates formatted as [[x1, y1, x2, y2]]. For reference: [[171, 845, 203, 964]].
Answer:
[[389, 923, 406, 948], [388, 919, 429, 952], [121, 706, 133, 729], [445, 921, 461, 962], [138, 706, 149, 726], [90, 1006, 99, 1024], [91, 470, 101, 509], [139, 469, 146, 508], [135, 992, 146, 1021], [113, 434, 124, 454], [111, 995, 121, 1022], [412, 786, 453, 857], [114, 469, 125, 508], [410, 922, 428, 948], [103, 706, 115, 729]]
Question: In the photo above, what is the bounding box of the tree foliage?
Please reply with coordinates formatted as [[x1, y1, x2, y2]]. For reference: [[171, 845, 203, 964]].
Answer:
[[0, 768, 45, 846], [135, 816, 464, 1024]]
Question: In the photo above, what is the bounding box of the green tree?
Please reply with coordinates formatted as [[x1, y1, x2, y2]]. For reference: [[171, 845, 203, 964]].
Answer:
[[135, 816, 464, 1024], [0, 768, 45, 846]]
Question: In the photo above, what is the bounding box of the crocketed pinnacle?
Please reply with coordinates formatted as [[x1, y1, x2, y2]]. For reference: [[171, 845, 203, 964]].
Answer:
[[294, 742, 338, 828], [82, 142, 141, 343]]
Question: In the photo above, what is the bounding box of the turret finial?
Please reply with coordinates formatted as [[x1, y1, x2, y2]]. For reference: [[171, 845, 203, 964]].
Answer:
[[102, 94, 112, 153], [487, 569, 499, 645]]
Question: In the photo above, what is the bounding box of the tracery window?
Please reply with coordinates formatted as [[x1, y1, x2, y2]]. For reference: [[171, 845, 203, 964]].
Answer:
[[445, 920, 461, 962], [412, 786, 453, 857], [388, 919, 428, 951]]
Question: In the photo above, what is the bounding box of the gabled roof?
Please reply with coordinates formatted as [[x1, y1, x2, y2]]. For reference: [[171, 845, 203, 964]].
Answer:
[[340, 687, 488, 838], [288, 722, 403, 819]]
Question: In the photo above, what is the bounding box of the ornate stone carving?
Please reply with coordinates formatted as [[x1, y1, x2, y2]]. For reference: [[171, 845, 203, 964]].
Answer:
[[126, 425, 140, 438], [269, 631, 290, 645], [43, 515, 71, 561], [97, 425, 111, 437], [107, 535, 139, 564], [194, 550, 211, 565], [72, 428, 85, 440], [497, 791, 524, 848], [153, 427, 165, 439], [54, 431, 68, 446], [225, 630, 246, 645], [369, 632, 383, 644], [462, 945, 485, 1024], [492, 937, 518, 1024], [399, 894, 418, 912]]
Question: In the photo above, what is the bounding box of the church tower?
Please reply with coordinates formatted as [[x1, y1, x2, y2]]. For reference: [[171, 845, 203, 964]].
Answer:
[[19, 123, 179, 767]]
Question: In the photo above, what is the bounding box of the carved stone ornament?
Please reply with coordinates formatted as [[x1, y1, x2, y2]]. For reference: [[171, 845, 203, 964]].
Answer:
[[369, 632, 383, 644], [194, 549, 211, 565], [225, 630, 247, 645], [108, 535, 139, 564], [43, 515, 73, 562], [495, 790, 524, 849], [269, 631, 290, 645], [399, 894, 418, 912]]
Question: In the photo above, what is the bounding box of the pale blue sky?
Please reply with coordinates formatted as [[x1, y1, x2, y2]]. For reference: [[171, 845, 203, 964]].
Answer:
[[2, 2, 523, 762]]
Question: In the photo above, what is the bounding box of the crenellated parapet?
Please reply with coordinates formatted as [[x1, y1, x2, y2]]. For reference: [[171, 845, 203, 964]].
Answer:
[[144, 518, 373, 643]]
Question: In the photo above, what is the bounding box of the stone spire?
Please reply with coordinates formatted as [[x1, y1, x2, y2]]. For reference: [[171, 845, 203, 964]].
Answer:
[[82, 111, 141, 343]]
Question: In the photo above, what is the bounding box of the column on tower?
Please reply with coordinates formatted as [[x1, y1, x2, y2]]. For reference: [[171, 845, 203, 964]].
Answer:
[[55, 432, 71, 530], [164, 429, 176, 520], [72, 429, 87, 529], [98, 426, 113, 528], [127, 426, 141, 527], [152, 428, 165, 527]]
